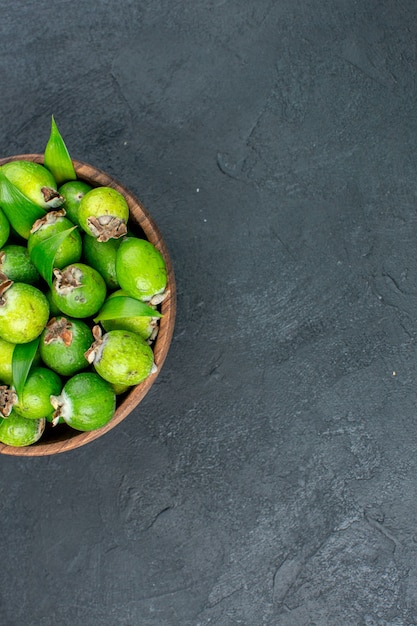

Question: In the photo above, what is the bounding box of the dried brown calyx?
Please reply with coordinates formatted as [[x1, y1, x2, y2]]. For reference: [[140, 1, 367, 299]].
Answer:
[[149, 288, 169, 306], [30, 208, 67, 233], [87, 215, 127, 242], [148, 319, 160, 342], [41, 187, 65, 207], [50, 394, 64, 426], [0, 272, 13, 306], [84, 325, 104, 365], [43, 317, 73, 346], [0, 385, 17, 417], [53, 265, 82, 295]]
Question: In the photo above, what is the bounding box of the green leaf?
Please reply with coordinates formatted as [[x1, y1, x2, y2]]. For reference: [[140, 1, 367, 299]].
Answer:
[[94, 296, 162, 322], [0, 170, 46, 239], [12, 338, 39, 398], [30, 226, 77, 287], [44, 115, 76, 185]]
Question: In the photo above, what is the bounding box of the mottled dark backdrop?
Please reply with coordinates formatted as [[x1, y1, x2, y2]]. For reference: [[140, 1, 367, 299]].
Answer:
[[1, 1, 417, 624]]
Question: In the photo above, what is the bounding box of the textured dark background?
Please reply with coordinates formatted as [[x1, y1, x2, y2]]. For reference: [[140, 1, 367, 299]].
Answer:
[[1, 1, 417, 624]]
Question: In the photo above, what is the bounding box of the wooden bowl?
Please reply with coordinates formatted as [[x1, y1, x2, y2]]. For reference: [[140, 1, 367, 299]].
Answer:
[[0, 154, 176, 456]]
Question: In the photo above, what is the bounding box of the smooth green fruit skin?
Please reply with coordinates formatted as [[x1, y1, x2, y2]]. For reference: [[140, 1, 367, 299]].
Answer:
[[51, 263, 107, 319], [28, 216, 82, 269], [94, 330, 154, 386], [0, 337, 15, 384], [116, 237, 167, 301], [101, 290, 156, 340], [40, 317, 93, 376], [0, 208, 10, 248], [0, 410, 45, 446], [13, 366, 62, 420], [110, 381, 130, 395], [45, 289, 61, 317], [0, 283, 49, 344], [1, 161, 61, 208], [58, 180, 92, 226], [59, 372, 115, 431], [0, 244, 40, 284], [82, 235, 121, 289], [78, 187, 129, 238]]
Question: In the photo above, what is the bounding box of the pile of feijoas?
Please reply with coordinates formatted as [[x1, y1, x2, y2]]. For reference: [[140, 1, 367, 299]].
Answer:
[[0, 116, 168, 446]]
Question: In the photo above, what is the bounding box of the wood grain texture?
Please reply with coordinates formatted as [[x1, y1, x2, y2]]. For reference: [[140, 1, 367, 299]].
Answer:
[[0, 154, 176, 456]]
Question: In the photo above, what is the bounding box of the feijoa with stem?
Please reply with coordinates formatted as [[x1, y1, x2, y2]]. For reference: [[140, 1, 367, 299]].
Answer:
[[28, 209, 82, 269], [0, 160, 64, 209], [86, 326, 156, 386], [51, 372, 116, 431], [39, 316, 94, 376], [0, 277, 49, 344], [78, 187, 129, 241], [0, 410, 45, 446], [51, 262, 107, 318]]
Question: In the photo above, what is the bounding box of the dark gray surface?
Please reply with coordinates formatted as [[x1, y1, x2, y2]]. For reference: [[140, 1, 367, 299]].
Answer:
[[1, 1, 417, 624]]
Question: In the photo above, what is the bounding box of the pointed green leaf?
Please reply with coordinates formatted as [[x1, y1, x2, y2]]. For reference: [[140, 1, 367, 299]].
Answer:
[[94, 296, 162, 322], [0, 170, 46, 239], [30, 226, 77, 287], [12, 338, 39, 398], [44, 115, 76, 185]]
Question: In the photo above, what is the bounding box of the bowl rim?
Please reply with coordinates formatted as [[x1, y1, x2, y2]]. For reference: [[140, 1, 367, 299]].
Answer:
[[0, 154, 176, 456]]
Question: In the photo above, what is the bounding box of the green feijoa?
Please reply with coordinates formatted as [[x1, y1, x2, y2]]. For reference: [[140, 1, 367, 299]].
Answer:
[[110, 381, 130, 395], [51, 372, 115, 432], [0, 281, 49, 344], [86, 328, 155, 386], [0, 410, 45, 446], [39, 316, 93, 376], [1, 160, 63, 209], [0, 244, 40, 284], [115, 237, 167, 303], [45, 289, 61, 317], [51, 262, 106, 319], [0, 208, 10, 248], [13, 366, 62, 420], [82, 235, 121, 290], [101, 290, 158, 341], [78, 187, 129, 241], [0, 337, 15, 385], [28, 210, 82, 269], [58, 180, 92, 226]]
